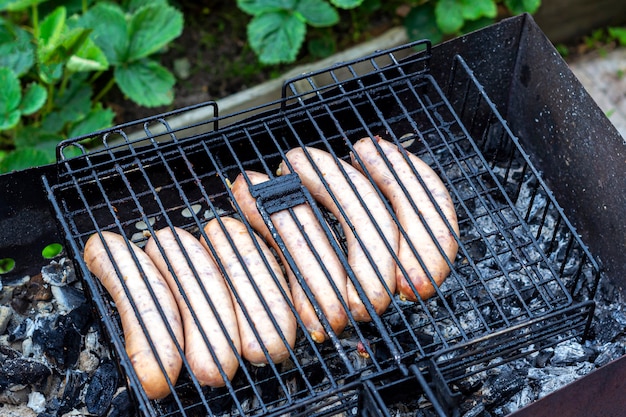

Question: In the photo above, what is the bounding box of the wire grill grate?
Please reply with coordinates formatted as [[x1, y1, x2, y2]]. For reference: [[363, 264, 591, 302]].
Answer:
[[43, 42, 601, 416]]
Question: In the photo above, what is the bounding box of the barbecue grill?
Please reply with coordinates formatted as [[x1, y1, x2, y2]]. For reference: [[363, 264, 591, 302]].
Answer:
[[1, 13, 625, 417]]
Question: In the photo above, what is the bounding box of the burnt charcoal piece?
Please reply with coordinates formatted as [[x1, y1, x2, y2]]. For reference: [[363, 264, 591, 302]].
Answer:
[[108, 389, 134, 417], [533, 349, 554, 368], [52, 284, 87, 312], [481, 366, 525, 407], [33, 315, 81, 368], [549, 341, 594, 366], [52, 370, 88, 416], [33, 304, 93, 368], [86, 359, 120, 416], [63, 302, 93, 335], [7, 317, 32, 342], [41, 258, 77, 286], [594, 342, 625, 368], [250, 365, 282, 404], [592, 306, 626, 344], [0, 356, 52, 389]]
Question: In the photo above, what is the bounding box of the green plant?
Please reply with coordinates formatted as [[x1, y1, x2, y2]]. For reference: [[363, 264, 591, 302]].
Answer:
[[0, 0, 183, 173], [404, 0, 542, 44], [236, 0, 364, 64], [237, 0, 541, 65]]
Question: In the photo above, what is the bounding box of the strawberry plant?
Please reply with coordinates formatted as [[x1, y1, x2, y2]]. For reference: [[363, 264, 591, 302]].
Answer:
[[236, 0, 364, 64], [0, 0, 183, 173], [237, 0, 542, 64], [404, 0, 542, 44]]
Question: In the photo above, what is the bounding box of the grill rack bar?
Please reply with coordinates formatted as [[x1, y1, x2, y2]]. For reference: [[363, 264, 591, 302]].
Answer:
[[43, 41, 601, 417]]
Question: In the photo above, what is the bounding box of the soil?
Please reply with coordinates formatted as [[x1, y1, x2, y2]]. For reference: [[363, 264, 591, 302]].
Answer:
[[106, 1, 403, 124]]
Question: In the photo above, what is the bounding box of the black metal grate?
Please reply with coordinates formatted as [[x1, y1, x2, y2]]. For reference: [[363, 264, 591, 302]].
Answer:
[[43, 42, 601, 417]]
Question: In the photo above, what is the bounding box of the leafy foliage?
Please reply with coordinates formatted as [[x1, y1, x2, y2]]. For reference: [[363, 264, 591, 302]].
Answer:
[[237, 0, 542, 64], [0, 0, 183, 173], [237, 0, 362, 64]]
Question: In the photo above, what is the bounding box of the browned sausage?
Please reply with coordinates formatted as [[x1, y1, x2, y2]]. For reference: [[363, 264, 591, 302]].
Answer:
[[201, 217, 297, 365], [144, 227, 241, 387], [83, 231, 183, 400], [278, 147, 398, 321], [351, 136, 459, 301], [230, 171, 349, 343]]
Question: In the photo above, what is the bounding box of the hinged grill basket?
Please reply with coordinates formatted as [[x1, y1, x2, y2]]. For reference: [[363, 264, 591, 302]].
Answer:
[[43, 24, 601, 417]]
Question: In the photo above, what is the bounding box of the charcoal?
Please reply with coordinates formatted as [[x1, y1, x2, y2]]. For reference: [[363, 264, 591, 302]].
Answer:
[[549, 341, 594, 366], [462, 403, 492, 417], [33, 316, 81, 369], [41, 258, 77, 286], [63, 302, 93, 335], [85, 360, 119, 416], [8, 316, 33, 342], [532, 349, 554, 368], [51, 370, 88, 416], [107, 389, 134, 417], [593, 342, 625, 367], [0, 357, 51, 389], [480, 366, 525, 407], [50, 285, 86, 312], [591, 307, 626, 343]]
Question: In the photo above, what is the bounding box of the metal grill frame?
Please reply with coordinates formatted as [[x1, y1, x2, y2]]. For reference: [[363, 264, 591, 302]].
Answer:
[[43, 38, 601, 417]]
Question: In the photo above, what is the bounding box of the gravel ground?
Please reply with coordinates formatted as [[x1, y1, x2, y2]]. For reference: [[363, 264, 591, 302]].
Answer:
[[568, 47, 626, 140]]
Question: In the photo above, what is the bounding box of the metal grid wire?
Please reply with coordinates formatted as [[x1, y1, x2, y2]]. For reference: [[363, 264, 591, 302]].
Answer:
[[43, 44, 601, 417]]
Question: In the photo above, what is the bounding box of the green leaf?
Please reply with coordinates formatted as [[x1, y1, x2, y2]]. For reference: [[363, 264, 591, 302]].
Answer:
[[13, 126, 60, 150], [460, 15, 494, 34], [248, 11, 306, 64], [307, 35, 336, 58], [127, 4, 183, 61], [38, 62, 64, 84], [404, 3, 443, 44], [114, 59, 175, 107], [39, 6, 66, 47], [237, 0, 296, 16], [42, 78, 92, 132], [67, 103, 114, 137], [19, 82, 47, 115], [330, 0, 363, 9], [79, 2, 128, 64], [434, 0, 464, 34], [296, 0, 339, 27], [460, 0, 497, 20], [608, 27, 626, 46], [0, 0, 48, 12], [67, 36, 109, 72], [0, 67, 21, 130], [0, 147, 52, 172], [0, 21, 35, 76], [504, 0, 541, 14], [124, 0, 168, 13]]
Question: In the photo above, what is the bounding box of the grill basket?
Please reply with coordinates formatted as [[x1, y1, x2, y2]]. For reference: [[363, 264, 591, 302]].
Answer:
[[43, 37, 601, 417]]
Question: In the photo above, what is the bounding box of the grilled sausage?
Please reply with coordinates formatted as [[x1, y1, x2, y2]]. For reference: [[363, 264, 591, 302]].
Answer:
[[83, 231, 183, 400], [201, 217, 296, 365], [231, 171, 349, 343], [351, 136, 459, 301], [144, 227, 241, 387], [278, 147, 398, 321]]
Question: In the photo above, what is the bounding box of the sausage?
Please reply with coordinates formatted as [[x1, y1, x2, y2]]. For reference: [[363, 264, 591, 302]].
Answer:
[[278, 147, 398, 321], [351, 136, 459, 301], [200, 217, 297, 365], [230, 171, 349, 343], [83, 231, 183, 400], [144, 227, 241, 387]]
